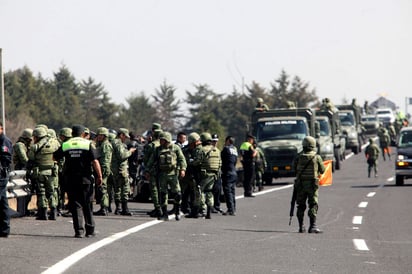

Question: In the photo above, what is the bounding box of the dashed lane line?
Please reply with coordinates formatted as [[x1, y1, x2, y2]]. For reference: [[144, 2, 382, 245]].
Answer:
[[358, 201, 368, 208], [353, 239, 369, 251], [367, 192, 376, 198], [352, 216, 363, 225]]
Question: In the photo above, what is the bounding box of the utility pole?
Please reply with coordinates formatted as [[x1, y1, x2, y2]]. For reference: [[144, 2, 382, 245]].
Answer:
[[0, 48, 5, 134]]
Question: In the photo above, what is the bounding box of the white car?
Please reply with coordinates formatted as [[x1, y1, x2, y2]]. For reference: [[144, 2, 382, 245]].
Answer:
[[376, 108, 395, 126]]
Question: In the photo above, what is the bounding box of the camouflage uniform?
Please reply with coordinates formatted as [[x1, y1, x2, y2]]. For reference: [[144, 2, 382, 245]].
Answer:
[[13, 128, 32, 170], [146, 132, 187, 221], [254, 145, 266, 191], [377, 125, 391, 160], [293, 136, 325, 233], [94, 127, 113, 215], [365, 138, 380, 178], [28, 127, 60, 220]]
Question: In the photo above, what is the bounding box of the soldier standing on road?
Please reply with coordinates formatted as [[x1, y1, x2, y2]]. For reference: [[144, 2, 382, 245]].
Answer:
[[0, 123, 13, 238], [365, 138, 380, 178], [253, 141, 266, 192], [12, 128, 32, 170], [211, 134, 223, 214], [94, 127, 113, 216], [293, 136, 325, 233], [145, 132, 187, 221], [111, 128, 136, 216], [240, 134, 257, 197], [54, 125, 103, 238], [28, 127, 60, 220], [221, 136, 238, 216], [377, 123, 391, 161]]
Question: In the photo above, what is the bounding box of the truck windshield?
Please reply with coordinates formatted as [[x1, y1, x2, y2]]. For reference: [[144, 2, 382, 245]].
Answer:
[[317, 119, 330, 136], [256, 119, 307, 141], [398, 131, 412, 148], [339, 112, 355, 126]]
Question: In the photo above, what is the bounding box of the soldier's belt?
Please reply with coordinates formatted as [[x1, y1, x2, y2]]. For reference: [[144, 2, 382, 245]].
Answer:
[[38, 165, 54, 170]]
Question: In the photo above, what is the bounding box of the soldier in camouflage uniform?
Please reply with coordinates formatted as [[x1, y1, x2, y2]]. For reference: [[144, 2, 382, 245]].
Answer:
[[143, 123, 163, 217], [365, 138, 380, 178], [107, 129, 117, 212], [293, 136, 325, 233], [111, 128, 136, 215], [198, 132, 222, 219], [47, 129, 62, 218], [253, 142, 267, 192], [28, 127, 60, 220], [13, 128, 32, 170], [145, 132, 187, 221], [94, 127, 113, 216], [377, 123, 391, 161]]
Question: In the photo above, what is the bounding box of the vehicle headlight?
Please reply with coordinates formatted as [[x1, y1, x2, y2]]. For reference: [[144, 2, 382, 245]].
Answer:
[[348, 132, 357, 138], [398, 155, 406, 160], [320, 144, 333, 154]]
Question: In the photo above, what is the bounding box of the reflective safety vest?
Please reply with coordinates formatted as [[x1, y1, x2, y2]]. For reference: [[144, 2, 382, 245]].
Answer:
[[62, 137, 91, 152]]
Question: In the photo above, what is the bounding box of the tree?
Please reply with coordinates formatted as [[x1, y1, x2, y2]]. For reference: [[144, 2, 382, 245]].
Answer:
[[152, 81, 181, 133], [119, 92, 156, 134]]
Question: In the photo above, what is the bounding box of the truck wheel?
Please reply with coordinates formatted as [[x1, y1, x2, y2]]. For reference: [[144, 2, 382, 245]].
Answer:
[[334, 148, 341, 170], [352, 146, 359, 155], [264, 176, 273, 185], [396, 175, 404, 186]]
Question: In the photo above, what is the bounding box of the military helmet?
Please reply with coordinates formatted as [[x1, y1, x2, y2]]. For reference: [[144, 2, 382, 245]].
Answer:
[[97, 127, 109, 137], [59, 127, 72, 138], [21, 128, 33, 139], [200, 132, 212, 142], [35, 124, 49, 130], [188, 132, 200, 143], [257, 97, 264, 103], [302, 136, 316, 150], [48, 129, 57, 138], [159, 131, 172, 143], [33, 127, 47, 138]]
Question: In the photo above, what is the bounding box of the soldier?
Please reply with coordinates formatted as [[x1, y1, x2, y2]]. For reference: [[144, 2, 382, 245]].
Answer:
[[240, 134, 257, 197], [143, 123, 163, 218], [145, 132, 187, 221], [377, 123, 391, 161], [253, 141, 266, 192], [28, 127, 60, 220], [0, 123, 13, 238], [94, 127, 113, 216], [254, 98, 269, 112], [365, 138, 380, 178], [221, 136, 238, 216], [47, 129, 62, 218], [182, 132, 203, 218], [211, 133, 223, 213], [111, 128, 136, 215], [107, 129, 117, 212], [293, 136, 325, 233], [13, 128, 32, 170], [199, 132, 222, 219], [387, 122, 397, 146]]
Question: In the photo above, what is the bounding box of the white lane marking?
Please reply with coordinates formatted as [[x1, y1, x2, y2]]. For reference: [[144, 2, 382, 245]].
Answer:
[[353, 239, 369, 251], [358, 202, 368, 208], [42, 220, 162, 274], [387, 176, 394, 182], [352, 227, 359, 230], [367, 192, 376, 198], [43, 184, 293, 274], [353, 216, 363, 225]]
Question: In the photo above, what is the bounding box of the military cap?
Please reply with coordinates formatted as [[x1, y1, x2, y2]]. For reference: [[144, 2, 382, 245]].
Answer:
[[200, 132, 212, 142], [188, 132, 200, 143], [72, 124, 85, 137], [211, 133, 219, 142], [59, 127, 72, 138], [21, 128, 33, 139], [33, 127, 47, 138], [97, 127, 109, 137], [152, 123, 161, 130], [159, 131, 172, 143], [119, 128, 130, 138]]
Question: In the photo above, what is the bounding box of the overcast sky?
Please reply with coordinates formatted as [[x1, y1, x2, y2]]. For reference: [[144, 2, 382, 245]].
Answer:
[[1, 0, 411, 113]]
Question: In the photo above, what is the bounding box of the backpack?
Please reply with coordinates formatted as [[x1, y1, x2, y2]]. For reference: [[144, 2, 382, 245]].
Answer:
[[158, 147, 177, 172], [202, 146, 220, 172]]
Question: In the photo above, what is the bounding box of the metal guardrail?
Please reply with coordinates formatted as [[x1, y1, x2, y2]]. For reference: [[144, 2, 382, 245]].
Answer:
[[7, 170, 30, 199]]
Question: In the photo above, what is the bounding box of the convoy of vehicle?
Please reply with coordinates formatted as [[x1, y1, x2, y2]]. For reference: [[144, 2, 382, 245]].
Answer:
[[336, 104, 363, 154], [361, 114, 380, 135], [376, 108, 396, 126]]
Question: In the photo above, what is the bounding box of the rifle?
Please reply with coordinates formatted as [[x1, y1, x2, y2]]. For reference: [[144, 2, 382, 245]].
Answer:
[[289, 155, 315, 225]]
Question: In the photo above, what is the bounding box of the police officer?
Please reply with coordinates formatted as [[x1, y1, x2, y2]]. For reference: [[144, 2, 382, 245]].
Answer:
[[145, 132, 187, 221], [28, 127, 60, 220], [199, 132, 221, 219], [293, 136, 325, 233], [13, 128, 32, 170], [54, 125, 103, 238], [221, 136, 238, 216], [365, 138, 380, 178], [111, 128, 136, 215], [0, 123, 13, 237], [240, 134, 257, 197], [94, 127, 113, 216]]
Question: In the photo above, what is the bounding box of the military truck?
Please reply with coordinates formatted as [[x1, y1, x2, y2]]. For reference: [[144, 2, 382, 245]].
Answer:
[[336, 104, 363, 154], [251, 108, 319, 184], [316, 109, 346, 171]]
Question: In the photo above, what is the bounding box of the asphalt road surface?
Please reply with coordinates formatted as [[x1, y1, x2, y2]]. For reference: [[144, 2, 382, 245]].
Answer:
[[1, 145, 411, 274]]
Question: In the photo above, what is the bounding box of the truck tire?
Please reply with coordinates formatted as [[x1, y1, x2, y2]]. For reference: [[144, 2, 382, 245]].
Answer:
[[334, 148, 341, 170], [396, 175, 404, 186], [352, 146, 359, 154]]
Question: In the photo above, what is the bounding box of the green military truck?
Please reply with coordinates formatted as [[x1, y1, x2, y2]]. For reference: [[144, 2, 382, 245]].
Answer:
[[251, 108, 319, 184], [336, 104, 363, 154], [316, 109, 346, 171]]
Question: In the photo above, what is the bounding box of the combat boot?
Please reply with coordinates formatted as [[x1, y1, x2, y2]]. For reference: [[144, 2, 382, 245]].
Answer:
[[308, 217, 322, 234], [175, 204, 181, 221], [94, 207, 108, 216], [36, 208, 48, 220], [114, 201, 121, 215], [150, 207, 163, 218], [158, 206, 169, 221], [49, 208, 57, 220], [298, 216, 305, 233], [186, 206, 199, 218], [121, 201, 132, 216], [206, 206, 212, 219]]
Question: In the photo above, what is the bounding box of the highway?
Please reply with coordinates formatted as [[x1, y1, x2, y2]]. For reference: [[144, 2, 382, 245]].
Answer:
[[1, 145, 411, 274]]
